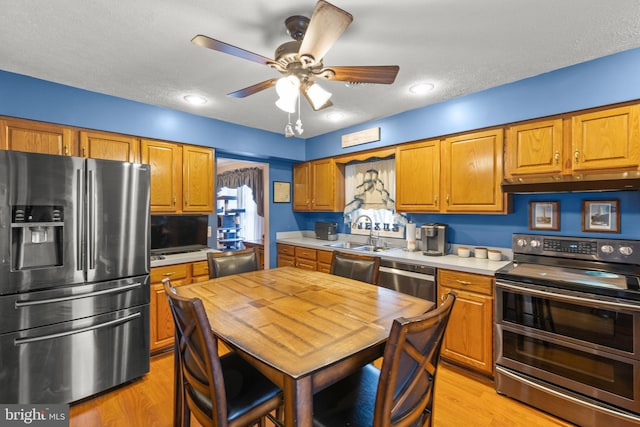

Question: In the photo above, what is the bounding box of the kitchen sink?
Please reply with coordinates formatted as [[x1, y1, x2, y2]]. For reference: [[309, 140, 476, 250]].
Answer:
[[325, 241, 391, 252], [325, 241, 363, 249]]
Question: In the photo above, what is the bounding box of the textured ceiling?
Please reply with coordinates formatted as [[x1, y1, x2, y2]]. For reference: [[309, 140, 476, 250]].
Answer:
[[1, 0, 639, 138]]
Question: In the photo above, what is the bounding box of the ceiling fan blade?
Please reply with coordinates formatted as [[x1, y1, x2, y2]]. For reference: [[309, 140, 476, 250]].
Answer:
[[301, 85, 333, 111], [298, 1, 353, 68], [227, 78, 279, 98], [323, 65, 400, 84], [191, 34, 275, 66]]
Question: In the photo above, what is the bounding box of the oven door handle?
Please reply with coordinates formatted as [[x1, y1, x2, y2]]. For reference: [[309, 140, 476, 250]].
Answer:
[[497, 281, 640, 312], [14, 312, 141, 345], [14, 282, 143, 308], [379, 266, 435, 282]]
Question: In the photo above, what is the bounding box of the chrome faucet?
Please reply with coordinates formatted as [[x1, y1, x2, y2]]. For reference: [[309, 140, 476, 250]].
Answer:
[[353, 214, 377, 246]]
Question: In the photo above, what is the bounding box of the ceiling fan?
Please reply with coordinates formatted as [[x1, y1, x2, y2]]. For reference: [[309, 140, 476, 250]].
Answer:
[[191, 0, 400, 113]]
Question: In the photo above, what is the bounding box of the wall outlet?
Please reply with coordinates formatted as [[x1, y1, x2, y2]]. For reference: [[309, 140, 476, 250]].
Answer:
[[207, 226, 212, 238], [415, 227, 421, 240]]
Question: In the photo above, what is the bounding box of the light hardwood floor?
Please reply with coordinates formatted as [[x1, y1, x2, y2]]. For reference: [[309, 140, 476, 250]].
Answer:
[[70, 353, 575, 427]]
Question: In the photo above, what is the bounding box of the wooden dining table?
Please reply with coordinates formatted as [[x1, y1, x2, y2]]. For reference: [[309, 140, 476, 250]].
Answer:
[[176, 266, 434, 427]]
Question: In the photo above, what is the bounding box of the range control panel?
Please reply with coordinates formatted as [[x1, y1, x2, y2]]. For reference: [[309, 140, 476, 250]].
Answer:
[[512, 234, 640, 264]]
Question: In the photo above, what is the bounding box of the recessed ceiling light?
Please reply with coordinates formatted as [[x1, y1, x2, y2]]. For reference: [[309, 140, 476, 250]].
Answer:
[[183, 94, 207, 105], [327, 112, 344, 121], [409, 83, 435, 94]]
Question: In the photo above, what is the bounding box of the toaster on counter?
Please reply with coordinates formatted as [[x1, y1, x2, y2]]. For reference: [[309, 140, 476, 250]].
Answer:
[[315, 222, 338, 241]]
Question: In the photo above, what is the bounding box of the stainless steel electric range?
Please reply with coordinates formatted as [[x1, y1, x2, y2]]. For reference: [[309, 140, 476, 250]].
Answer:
[[495, 234, 640, 427]]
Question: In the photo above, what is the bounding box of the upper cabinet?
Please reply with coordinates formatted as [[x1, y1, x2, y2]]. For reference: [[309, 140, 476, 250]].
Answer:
[[182, 145, 215, 213], [505, 119, 563, 177], [0, 118, 74, 156], [293, 158, 344, 212], [141, 138, 214, 214], [396, 130, 507, 214], [442, 129, 506, 213], [79, 130, 140, 162], [571, 105, 640, 172], [396, 139, 441, 212], [505, 104, 640, 178]]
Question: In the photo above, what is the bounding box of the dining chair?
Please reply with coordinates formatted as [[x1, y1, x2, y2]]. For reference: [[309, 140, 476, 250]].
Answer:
[[330, 250, 381, 285], [312, 292, 457, 427], [163, 278, 283, 427], [207, 248, 259, 279]]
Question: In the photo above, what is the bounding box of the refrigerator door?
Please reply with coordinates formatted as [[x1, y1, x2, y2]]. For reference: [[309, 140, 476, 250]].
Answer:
[[85, 159, 150, 284], [0, 151, 85, 295]]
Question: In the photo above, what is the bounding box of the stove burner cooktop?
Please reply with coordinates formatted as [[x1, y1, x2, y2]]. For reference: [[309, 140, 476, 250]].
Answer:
[[497, 234, 640, 301]]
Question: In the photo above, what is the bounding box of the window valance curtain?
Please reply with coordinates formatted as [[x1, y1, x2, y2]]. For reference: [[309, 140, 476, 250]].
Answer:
[[216, 167, 264, 217]]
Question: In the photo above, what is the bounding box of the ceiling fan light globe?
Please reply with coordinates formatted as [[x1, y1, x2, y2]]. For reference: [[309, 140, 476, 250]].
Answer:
[[276, 75, 300, 98], [307, 82, 332, 110], [276, 96, 297, 113]]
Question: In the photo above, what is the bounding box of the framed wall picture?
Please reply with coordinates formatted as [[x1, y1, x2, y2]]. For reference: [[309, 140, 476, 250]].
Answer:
[[273, 181, 291, 203], [529, 201, 560, 231], [582, 199, 620, 233]]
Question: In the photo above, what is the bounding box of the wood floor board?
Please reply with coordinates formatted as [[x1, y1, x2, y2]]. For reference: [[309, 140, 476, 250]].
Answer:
[[70, 353, 575, 427]]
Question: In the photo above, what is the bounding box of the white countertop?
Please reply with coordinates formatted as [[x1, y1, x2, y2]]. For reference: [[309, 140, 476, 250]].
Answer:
[[150, 248, 220, 268], [277, 235, 512, 276]]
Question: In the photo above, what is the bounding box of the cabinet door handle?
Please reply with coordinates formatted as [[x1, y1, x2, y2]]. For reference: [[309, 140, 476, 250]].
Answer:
[[574, 150, 580, 163], [554, 151, 559, 165], [446, 195, 450, 205], [434, 195, 438, 207], [456, 280, 471, 285]]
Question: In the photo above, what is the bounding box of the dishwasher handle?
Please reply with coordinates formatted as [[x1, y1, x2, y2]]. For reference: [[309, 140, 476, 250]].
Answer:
[[379, 266, 435, 282]]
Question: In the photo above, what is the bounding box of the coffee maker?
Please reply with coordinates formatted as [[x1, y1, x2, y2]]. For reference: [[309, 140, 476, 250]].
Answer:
[[421, 223, 448, 256]]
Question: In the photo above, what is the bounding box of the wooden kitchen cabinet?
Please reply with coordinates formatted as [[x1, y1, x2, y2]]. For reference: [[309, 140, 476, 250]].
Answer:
[[0, 117, 74, 156], [505, 104, 640, 180], [295, 246, 318, 270], [277, 243, 296, 267], [571, 104, 640, 171], [141, 138, 214, 214], [150, 263, 189, 353], [505, 119, 563, 177], [182, 144, 215, 212], [293, 158, 345, 212], [276, 243, 332, 272], [438, 269, 494, 377], [243, 241, 265, 270], [79, 130, 140, 162], [396, 139, 441, 212], [150, 260, 210, 353], [317, 249, 333, 273], [442, 128, 506, 213]]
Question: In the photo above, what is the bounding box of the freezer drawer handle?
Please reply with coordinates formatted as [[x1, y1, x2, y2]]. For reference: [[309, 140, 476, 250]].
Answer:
[[14, 312, 141, 345], [15, 282, 143, 308]]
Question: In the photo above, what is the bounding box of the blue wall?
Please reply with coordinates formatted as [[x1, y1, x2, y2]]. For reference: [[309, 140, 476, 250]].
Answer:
[[2, 47, 640, 265]]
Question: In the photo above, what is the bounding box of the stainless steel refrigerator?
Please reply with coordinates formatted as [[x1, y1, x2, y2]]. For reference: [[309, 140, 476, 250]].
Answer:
[[0, 151, 150, 404]]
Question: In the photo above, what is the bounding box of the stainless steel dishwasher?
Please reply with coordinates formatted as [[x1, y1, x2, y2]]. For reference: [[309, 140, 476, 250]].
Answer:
[[378, 259, 436, 302]]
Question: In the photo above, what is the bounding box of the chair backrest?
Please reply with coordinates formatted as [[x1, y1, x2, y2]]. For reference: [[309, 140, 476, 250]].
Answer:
[[207, 248, 259, 279], [163, 278, 229, 427], [330, 250, 381, 285], [373, 292, 457, 427]]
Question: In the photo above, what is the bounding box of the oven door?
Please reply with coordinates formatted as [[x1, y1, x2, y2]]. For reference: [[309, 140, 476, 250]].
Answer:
[[496, 280, 640, 413]]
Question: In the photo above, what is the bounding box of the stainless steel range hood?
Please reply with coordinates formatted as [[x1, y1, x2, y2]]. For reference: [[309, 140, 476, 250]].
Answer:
[[501, 170, 640, 193]]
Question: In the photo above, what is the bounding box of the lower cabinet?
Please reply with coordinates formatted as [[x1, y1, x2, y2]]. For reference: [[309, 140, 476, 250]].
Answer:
[[243, 241, 265, 270], [317, 250, 332, 273], [276, 243, 332, 272], [438, 269, 494, 377], [150, 260, 210, 353]]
